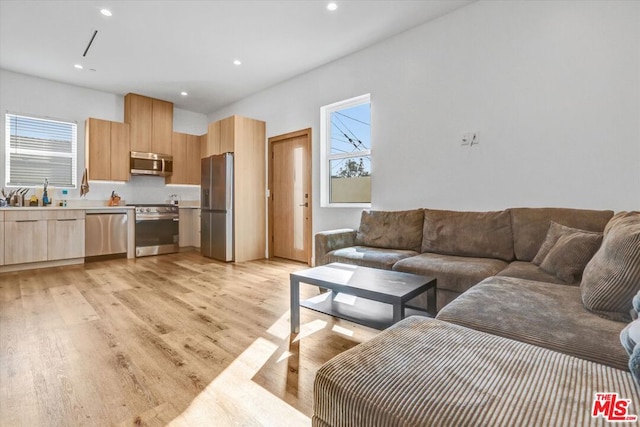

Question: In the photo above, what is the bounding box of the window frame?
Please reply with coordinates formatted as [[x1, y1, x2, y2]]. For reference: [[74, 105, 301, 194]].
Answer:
[[4, 112, 78, 189], [320, 93, 371, 208]]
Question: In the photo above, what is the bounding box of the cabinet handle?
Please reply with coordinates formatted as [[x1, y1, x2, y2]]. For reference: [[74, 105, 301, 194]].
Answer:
[[57, 219, 77, 222], [16, 220, 38, 223]]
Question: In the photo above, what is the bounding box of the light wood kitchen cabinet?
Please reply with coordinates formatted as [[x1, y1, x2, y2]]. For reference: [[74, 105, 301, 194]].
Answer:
[[152, 99, 173, 155], [167, 132, 202, 185], [4, 210, 86, 265], [125, 93, 173, 155], [167, 132, 187, 184], [4, 211, 48, 265], [178, 208, 201, 248], [203, 115, 266, 262], [203, 121, 221, 157], [47, 211, 85, 260], [186, 134, 201, 185], [86, 118, 130, 181], [219, 116, 236, 153], [0, 212, 4, 266]]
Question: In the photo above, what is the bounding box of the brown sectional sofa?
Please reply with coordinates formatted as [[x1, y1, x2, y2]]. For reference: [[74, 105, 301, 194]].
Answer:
[[312, 207, 640, 426], [315, 207, 613, 310]]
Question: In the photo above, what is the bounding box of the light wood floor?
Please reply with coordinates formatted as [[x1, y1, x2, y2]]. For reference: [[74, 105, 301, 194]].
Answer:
[[0, 252, 379, 426]]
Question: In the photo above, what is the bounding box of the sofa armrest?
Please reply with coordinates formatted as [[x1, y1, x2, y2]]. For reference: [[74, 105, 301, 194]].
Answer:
[[314, 229, 357, 266]]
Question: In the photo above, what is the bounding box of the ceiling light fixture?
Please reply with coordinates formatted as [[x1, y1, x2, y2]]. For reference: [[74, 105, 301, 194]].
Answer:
[[100, 9, 112, 17], [181, 91, 188, 96], [327, 2, 338, 11], [233, 59, 242, 66], [74, 64, 83, 69]]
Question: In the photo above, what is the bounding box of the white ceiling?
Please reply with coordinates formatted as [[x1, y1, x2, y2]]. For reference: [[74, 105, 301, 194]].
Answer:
[[0, 0, 473, 114]]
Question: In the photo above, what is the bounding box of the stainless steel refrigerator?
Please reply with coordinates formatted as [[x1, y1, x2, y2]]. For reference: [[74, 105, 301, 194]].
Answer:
[[201, 153, 234, 261]]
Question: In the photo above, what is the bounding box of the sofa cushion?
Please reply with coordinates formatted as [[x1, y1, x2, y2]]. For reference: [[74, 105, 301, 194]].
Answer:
[[313, 317, 639, 427], [421, 209, 514, 261], [436, 276, 629, 370], [325, 246, 418, 270], [496, 261, 567, 285], [510, 207, 613, 262], [354, 209, 424, 252], [392, 252, 508, 294], [539, 231, 603, 283], [581, 212, 640, 322], [532, 221, 602, 266]]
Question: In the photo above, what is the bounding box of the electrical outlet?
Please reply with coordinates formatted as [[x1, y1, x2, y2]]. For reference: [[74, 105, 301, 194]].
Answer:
[[461, 132, 479, 146]]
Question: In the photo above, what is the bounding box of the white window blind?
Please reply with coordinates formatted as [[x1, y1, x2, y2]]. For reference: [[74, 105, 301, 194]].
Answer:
[[5, 113, 78, 188]]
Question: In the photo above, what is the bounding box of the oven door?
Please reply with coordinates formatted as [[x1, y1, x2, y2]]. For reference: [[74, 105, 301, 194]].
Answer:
[[135, 214, 179, 257]]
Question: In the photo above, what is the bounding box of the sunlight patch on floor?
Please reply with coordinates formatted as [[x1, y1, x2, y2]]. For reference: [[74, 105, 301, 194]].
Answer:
[[169, 337, 310, 426]]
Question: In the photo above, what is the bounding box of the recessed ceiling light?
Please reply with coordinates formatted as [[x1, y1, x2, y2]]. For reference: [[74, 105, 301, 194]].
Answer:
[[181, 91, 188, 96], [327, 2, 338, 11], [100, 9, 112, 17], [233, 59, 242, 66], [74, 64, 83, 69]]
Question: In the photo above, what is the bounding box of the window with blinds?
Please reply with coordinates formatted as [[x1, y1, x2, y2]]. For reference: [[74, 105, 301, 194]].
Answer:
[[4, 113, 78, 188]]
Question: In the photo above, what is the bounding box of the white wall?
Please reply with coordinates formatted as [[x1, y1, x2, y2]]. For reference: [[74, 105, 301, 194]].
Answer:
[[209, 0, 640, 234], [0, 69, 208, 205]]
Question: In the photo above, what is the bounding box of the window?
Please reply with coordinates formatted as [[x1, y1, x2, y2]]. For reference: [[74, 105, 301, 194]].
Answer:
[[320, 94, 371, 207], [4, 113, 77, 188]]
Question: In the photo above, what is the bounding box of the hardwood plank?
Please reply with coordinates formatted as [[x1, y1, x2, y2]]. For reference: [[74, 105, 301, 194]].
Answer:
[[49, 285, 100, 325]]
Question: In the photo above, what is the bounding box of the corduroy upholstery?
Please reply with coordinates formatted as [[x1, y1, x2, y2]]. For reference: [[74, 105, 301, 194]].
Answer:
[[313, 317, 639, 427], [436, 276, 629, 370]]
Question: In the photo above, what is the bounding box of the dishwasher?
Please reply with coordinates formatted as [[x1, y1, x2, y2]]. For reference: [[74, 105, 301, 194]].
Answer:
[[85, 209, 128, 260]]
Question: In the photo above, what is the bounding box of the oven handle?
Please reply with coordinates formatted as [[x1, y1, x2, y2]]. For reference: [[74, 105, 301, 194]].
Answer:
[[136, 215, 179, 221]]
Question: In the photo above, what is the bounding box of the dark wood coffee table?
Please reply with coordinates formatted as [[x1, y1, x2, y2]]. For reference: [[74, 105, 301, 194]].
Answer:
[[290, 262, 436, 333]]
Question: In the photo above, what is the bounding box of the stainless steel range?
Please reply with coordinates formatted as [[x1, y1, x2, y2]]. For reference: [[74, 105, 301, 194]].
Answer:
[[130, 204, 179, 257]]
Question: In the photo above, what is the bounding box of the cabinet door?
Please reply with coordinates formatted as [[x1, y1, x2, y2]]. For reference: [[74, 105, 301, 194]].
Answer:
[[0, 217, 4, 266], [48, 219, 85, 260], [110, 121, 130, 181], [86, 118, 111, 180], [204, 121, 221, 157], [186, 134, 201, 185], [167, 132, 187, 184], [125, 93, 152, 153], [178, 209, 192, 247], [4, 220, 48, 264], [219, 116, 235, 153], [151, 99, 173, 155]]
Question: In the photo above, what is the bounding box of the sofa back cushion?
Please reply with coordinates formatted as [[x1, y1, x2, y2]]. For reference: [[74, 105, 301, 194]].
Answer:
[[355, 209, 424, 252], [581, 211, 640, 322], [421, 209, 514, 261], [510, 207, 614, 262]]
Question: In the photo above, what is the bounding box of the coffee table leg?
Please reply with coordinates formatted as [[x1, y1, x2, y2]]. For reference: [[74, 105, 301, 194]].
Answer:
[[290, 275, 300, 334], [393, 302, 404, 323], [427, 286, 437, 315]]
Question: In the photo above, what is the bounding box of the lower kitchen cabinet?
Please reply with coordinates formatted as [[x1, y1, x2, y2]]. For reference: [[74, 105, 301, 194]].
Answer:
[[4, 210, 85, 265], [178, 208, 201, 248], [48, 212, 85, 260], [0, 212, 4, 265], [4, 215, 48, 265]]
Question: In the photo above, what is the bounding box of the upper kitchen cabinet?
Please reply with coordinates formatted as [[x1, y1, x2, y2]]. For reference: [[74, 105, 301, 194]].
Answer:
[[85, 118, 130, 181], [219, 116, 236, 153], [203, 120, 221, 157], [167, 132, 202, 185], [124, 93, 173, 155]]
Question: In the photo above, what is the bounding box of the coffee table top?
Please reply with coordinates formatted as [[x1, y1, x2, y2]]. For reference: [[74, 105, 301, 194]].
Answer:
[[291, 262, 435, 301]]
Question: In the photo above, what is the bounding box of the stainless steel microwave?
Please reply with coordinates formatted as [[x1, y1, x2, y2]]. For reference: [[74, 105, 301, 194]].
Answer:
[[130, 151, 173, 177]]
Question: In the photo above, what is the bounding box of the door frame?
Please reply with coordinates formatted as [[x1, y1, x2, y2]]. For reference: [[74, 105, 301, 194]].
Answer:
[[268, 128, 313, 264]]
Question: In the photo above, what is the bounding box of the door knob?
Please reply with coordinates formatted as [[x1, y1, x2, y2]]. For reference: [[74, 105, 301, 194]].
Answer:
[[299, 202, 308, 207]]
